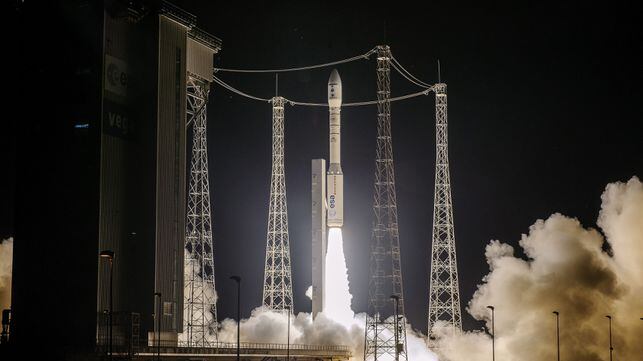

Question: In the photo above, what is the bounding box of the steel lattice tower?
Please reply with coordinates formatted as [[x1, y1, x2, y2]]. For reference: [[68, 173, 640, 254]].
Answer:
[[427, 83, 462, 343], [365, 45, 408, 361], [183, 76, 218, 346], [262, 96, 294, 311]]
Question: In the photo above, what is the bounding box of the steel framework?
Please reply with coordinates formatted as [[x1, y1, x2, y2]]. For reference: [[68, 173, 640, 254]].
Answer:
[[364, 45, 408, 361], [262, 96, 294, 311], [427, 83, 462, 343], [183, 75, 218, 347]]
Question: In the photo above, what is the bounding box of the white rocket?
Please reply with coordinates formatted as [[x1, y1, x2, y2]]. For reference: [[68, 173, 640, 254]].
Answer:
[[327, 69, 343, 228]]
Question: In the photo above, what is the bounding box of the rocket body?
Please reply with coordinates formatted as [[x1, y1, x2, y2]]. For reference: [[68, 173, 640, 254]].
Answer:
[[327, 69, 343, 228]]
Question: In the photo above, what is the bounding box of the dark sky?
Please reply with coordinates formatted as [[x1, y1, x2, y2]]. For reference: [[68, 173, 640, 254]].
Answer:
[[5, 1, 641, 336], [175, 1, 641, 334]]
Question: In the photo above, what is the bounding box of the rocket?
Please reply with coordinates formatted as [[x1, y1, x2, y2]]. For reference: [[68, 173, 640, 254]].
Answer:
[[327, 69, 343, 228]]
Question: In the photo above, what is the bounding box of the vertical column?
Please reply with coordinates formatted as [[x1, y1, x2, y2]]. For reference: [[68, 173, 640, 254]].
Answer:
[[365, 45, 407, 361], [311, 159, 327, 318], [183, 76, 218, 347], [262, 97, 294, 311], [428, 83, 463, 343]]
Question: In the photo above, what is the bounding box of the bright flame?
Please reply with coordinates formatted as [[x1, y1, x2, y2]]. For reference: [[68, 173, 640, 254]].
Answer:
[[323, 227, 355, 326]]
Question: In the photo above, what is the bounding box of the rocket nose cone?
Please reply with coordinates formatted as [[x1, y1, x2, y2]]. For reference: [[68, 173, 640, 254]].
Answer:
[[328, 69, 341, 86]]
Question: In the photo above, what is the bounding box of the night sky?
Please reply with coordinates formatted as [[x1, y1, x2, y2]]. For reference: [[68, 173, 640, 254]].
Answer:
[[5, 1, 641, 336]]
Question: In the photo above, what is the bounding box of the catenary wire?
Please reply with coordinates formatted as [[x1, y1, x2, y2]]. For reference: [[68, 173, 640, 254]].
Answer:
[[213, 75, 433, 107], [389, 55, 435, 88], [213, 48, 378, 73]]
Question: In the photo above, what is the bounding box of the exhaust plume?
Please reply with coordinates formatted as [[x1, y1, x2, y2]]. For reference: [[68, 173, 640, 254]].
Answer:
[[215, 227, 438, 360], [437, 177, 643, 361]]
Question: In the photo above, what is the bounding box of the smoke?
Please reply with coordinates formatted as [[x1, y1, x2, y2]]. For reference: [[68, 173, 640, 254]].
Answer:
[[218, 307, 364, 349], [215, 228, 439, 360], [0, 237, 12, 311], [437, 177, 643, 361], [178, 251, 219, 344], [216, 228, 368, 358], [215, 303, 436, 361]]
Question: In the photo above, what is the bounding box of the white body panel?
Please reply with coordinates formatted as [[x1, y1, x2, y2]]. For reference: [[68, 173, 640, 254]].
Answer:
[[327, 69, 343, 228], [327, 173, 343, 227]]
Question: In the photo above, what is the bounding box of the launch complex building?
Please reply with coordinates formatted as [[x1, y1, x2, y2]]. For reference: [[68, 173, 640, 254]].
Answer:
[[9, 1, 350, 360]]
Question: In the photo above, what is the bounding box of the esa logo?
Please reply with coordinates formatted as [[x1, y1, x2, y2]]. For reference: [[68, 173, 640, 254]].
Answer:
[[329, 195, 336, 209], [107, 63, 128, 89], [105, 54, 128, 96]]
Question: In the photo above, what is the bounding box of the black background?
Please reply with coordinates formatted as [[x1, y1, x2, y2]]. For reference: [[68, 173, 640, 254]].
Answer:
[[5, 0, 641, 336]]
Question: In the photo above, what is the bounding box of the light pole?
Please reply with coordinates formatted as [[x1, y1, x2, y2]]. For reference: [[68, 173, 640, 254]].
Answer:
[[487, 306, 495, 361], [606, 315, 613, 361], [390, 295, 400, 361], [154, 292, 162, 361], [99, 250, 114, 360], [285, 306, 291, 361], [553, 311, 560, 361], [230, 276, 241, 361]]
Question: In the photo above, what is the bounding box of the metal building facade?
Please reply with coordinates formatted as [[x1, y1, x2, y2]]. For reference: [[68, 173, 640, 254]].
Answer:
[[154, 14, 188, 335], [96, 3, 211, 349]]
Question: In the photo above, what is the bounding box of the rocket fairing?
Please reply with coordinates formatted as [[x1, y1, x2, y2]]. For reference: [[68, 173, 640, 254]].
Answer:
[[327, 69, 344, 228]]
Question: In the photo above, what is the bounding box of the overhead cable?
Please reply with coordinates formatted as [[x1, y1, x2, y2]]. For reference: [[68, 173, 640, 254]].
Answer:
[[284, 89, 433, 107], [213, 48, 378, 73], [213, 75, 433, 107], [389, 55, 435, 88], [212, 76, 272, 102]]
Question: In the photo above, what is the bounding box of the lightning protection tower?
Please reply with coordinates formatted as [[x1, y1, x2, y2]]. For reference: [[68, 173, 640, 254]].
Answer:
[[427, 83, 462, 345], [262, 96, 294, 311], [184, 74, 218, 346], [364, 45, 408, 361]]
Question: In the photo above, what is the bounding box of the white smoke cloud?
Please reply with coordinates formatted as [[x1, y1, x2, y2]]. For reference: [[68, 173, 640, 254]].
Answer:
[[216, 307, 438, 361], [437, 177, 643, 361], [214, 227, 439, 360], [216, 307, 364, 350], [179, 252, 219, 345], [0, 237, 12, 311], [188, 178, 642, 360]]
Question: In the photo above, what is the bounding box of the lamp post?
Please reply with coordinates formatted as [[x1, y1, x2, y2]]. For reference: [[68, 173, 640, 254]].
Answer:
[[230, 276, 241, 361], [390, 295, 400, 361], [606, 315, 613, 361], [487, 306, 495, 361], [154, 292, 162, 361], [553, 311, 560, 361], [285, 306, 291, 361], [99, 250, 114, 360]]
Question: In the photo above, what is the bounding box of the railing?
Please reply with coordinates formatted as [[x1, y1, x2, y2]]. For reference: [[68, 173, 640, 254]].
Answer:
[[159, 0, 197, 27], [189, 27, 222, 50], [175, 341, 350, 352]]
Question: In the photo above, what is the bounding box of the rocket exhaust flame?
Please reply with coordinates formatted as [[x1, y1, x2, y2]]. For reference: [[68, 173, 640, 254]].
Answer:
[[324, 228, 354, 326]]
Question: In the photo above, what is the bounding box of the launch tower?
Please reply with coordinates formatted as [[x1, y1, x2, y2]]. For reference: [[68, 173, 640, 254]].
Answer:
[[427, 83, 463, 343], [364, 45, 408, 361], [262, 96, 294, 312], [183, 28, 222, 347]]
